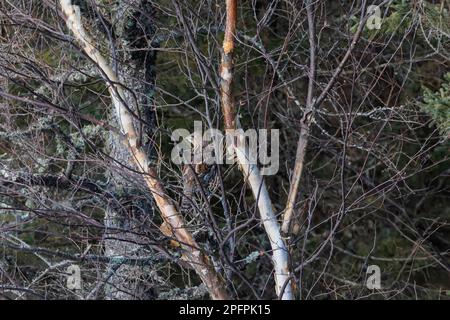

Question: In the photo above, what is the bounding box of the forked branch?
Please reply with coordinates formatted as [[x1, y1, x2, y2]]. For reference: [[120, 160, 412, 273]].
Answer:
[[282, 0, 372, 233]]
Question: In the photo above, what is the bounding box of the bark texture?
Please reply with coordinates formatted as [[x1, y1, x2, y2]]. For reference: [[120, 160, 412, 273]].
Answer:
[[59, 0, 229, 300], [219, 0, 293, 299]]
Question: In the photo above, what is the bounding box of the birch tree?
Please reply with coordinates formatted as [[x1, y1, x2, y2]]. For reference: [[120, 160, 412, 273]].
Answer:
[[1, 0, 449, 300]]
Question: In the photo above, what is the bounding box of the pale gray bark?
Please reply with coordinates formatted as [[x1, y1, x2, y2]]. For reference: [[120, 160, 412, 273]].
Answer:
[[102, 0, 157, 300]]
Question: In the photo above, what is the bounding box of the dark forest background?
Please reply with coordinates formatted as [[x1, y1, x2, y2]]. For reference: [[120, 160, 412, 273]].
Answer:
[[0, 0, 449, 299]]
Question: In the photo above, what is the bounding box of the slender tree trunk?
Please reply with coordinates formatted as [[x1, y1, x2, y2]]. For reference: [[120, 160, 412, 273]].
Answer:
[[59, 0, 229, 300], [219, 0, 293, 299]]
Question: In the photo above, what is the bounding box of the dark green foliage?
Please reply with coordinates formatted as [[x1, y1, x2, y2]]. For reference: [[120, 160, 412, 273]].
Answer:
[[422, 73, 450, 136]]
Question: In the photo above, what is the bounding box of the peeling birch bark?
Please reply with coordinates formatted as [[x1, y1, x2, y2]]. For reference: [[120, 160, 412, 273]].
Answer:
[[220, 0, 293, 300], [59, 0, 228, 300]]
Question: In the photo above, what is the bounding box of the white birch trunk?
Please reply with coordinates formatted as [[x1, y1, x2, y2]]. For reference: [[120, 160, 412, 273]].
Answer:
[[59, 0, 229, 300]]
